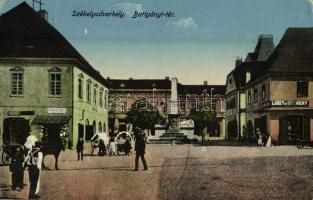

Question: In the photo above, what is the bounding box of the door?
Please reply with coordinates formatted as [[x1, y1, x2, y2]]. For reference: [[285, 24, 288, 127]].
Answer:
[[279, 115, 306, 145], [3, 118, 30, 145], [85, 125, 94, 141]]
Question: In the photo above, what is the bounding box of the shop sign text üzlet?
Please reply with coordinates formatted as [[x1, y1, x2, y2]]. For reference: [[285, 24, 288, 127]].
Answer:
[[262, 100, 309, 108]]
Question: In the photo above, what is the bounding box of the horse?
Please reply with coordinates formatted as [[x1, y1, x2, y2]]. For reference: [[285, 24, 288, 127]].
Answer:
[[41, 137, 65, 170], [25, 135, 65, 170]]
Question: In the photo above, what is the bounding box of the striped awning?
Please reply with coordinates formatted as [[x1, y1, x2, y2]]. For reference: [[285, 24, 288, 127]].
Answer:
[[32, 115, 71, 125]]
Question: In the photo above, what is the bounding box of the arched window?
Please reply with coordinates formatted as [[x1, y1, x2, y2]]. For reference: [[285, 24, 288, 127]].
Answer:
[[103, 123, 106, 134], [98, 122, 102, 133]]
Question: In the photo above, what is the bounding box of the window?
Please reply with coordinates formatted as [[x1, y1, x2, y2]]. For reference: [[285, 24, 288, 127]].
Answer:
[[49, 68, 61, 96], [93, 85, 98, 106], [86, 80, 91, 103], [262, 84, 266, 100], [10, 67, 24, 95], [104, 90, 108, 109], [248, 91, 251, 104], [253, 89, 258, 103], [246, 71, 251, 83], [78, 78, 83, 99], [297, 82, 308, 97], [99, 88, 104, 107]]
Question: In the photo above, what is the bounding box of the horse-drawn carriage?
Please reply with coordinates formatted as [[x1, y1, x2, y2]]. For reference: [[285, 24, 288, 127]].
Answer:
[[113, 131, 134, 156], [1, 116, 69, 170]]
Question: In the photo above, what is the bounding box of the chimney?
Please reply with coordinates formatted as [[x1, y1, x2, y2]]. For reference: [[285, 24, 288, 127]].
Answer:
[[38, 10, 48, 22], [235, 57, 242, 68], [107, 77, 110, 80], [165, 76, 170, 80], [129, 77, 133, 80], [203, 81, 208, 85]]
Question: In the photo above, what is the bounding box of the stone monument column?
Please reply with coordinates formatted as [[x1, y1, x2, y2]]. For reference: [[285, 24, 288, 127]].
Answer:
[[170, 77, 178, 115], [167, 77, 180, 132]]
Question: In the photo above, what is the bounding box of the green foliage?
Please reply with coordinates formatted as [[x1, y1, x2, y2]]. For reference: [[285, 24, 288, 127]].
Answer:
[[126, 100, 162, 130], [189, 106, 215, 133]]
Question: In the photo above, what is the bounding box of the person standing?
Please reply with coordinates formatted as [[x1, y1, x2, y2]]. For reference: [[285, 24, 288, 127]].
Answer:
[[76, 137, 84, 161], [256, 128, 263, 147], [10, 145, 25, 191], [98, 140, 106, 156], [26, 141, 43, 199], [134, 129, 148, 171]]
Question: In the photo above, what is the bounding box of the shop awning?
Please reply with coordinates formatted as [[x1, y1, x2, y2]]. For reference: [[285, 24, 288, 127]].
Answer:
[[32, 115, 71, 125]]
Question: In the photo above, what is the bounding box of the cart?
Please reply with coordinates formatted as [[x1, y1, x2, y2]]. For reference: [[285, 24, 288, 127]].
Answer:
[[296, 139, 313, 149]]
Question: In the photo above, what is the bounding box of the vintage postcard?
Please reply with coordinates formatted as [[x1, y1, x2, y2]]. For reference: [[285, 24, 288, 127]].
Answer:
[[1, 0, 313, 199]]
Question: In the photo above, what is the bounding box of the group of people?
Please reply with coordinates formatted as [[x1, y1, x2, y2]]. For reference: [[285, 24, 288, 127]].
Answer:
[[9, 141, 43, 199], [75, 127, 148, 171]]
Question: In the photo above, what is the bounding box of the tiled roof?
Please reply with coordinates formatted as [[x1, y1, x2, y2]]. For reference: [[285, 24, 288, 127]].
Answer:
[[0, 2, 111, 87], [109, 79, 171, 90], [178, 84, 226, 95], [267, 28, 313, 73]]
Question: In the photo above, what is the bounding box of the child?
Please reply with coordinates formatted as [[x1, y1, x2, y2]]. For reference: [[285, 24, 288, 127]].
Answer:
[[256, 128, 263, 147]]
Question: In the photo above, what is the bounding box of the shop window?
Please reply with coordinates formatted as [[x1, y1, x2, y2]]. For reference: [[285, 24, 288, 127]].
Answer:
[[297, 82, 308, 97], [262, 84, 266, 100], [48, 67, 61, 96], [253, 89, 258, 103], [10, 66, 24, 96]]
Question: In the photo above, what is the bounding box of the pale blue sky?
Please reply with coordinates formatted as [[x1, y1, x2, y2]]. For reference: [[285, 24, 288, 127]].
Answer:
[[1, 0, 313, 84]]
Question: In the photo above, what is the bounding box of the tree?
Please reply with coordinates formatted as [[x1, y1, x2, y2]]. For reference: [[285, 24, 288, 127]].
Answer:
[[126, 100, 162, 134], [188, 106, 215, 145]]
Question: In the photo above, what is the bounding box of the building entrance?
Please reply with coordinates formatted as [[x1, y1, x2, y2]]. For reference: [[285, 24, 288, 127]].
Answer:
[[3, 117, 30, 145], [279, 115, 310, 145]]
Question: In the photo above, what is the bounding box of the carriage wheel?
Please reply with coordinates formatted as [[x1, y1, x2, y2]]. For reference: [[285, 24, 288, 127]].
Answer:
[[297, 144, 304, 149], [2, 151, 11, 165]]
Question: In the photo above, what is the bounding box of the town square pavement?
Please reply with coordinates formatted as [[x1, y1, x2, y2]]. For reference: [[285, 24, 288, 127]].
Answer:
[[1, 144, 313, 200]]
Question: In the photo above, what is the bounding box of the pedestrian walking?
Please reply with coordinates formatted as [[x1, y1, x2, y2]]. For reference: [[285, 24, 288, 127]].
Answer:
[[98, 139, 106, 156], [133, 128, 148, 171], [25, 141, 43, 199], [109, 136, 116, 156], [10, 145, 25, 191], [76, 137, 84, 161]]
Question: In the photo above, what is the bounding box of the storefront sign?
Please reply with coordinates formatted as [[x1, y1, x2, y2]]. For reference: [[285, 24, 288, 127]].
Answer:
[[262, 100, 309, 108], [47, 108, 67, 114], [7, 111, 35, 116]]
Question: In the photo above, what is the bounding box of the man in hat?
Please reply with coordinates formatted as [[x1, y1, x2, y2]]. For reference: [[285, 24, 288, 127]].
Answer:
[[133, 128, 148, 171]]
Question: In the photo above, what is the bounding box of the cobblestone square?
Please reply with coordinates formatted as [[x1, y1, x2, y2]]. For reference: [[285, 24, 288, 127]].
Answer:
[[1, 144, 313, 200]]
